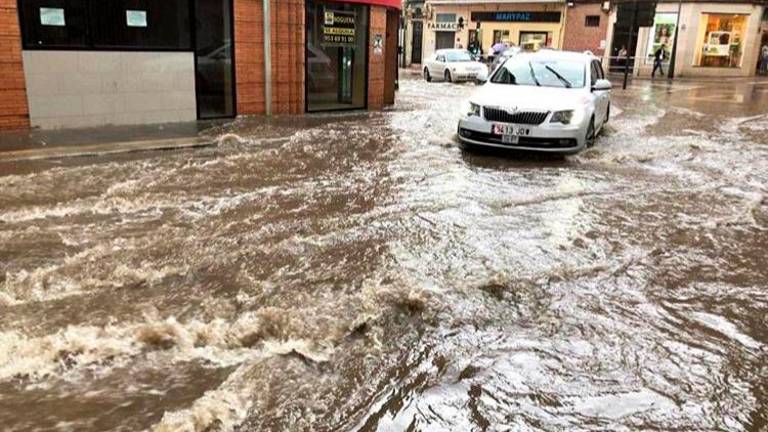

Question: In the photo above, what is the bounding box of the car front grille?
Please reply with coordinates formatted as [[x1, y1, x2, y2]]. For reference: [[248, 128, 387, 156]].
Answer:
[[483, 107, 549, 125]]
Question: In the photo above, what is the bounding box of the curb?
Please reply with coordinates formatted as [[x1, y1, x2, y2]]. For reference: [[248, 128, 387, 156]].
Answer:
[[0, 137, 215, 163]]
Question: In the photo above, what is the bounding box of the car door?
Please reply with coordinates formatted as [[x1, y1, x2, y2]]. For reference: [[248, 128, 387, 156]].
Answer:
[[427, 53, 442, 76], [435, 54, 447, 77], [424, 54, 436, 75], [591, 60, 609, 125]]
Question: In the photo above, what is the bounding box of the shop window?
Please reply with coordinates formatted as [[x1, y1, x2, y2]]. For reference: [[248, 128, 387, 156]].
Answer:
[[520, 32, 549, 51], [493, 30, 510, 45], [585, 15, 600, 27], [19, 0, 191, 50], [306, 0, 368, 111], [20, 0, 88, 48], [90, 0, 191, 49], [696, 13, 748, 68]]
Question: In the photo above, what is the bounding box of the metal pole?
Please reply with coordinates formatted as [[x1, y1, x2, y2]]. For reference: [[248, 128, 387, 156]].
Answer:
[[668, 0, 682, 79], [263, 0, 272, 116], [622, 0, 637, 90]]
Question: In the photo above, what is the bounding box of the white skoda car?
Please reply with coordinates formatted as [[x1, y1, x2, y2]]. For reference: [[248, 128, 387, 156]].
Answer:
[[424, 49, 488, 84], [457, 51, 612, 154]]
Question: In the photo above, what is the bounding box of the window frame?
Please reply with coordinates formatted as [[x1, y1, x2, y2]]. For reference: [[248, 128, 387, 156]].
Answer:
[[435, 13, 456, 23], [585, 15, 600, 28], [18, 0, 88, 49], [17, 0, 194, 52]]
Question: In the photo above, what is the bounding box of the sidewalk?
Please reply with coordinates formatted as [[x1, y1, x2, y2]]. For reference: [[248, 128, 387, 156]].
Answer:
[[608, 73, 768, 85], [0, 121, 223, 162]]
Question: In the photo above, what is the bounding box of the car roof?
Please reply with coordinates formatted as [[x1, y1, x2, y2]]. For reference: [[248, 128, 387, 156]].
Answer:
[[435, 49, 468, 54], [514, 50, 594, 63]]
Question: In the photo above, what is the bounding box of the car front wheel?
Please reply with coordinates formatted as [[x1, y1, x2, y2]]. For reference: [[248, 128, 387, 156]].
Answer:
[[585, 117, 596, 148], [444, 70, 452, 83], [424, 68, 432, 82]]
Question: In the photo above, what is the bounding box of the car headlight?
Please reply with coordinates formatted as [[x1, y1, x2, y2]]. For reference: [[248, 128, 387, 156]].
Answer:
[[466, 102, 481, 117], [550, 110, 574, 124]]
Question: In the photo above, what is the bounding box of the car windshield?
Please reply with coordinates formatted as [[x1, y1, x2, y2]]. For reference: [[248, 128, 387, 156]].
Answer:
[[444, 51, 473, 62], [491, 58, 585, 88]]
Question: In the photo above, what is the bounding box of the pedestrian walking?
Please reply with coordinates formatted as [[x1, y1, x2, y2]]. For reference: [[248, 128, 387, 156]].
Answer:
[[761, 44, 768, 75], [652, 44, 667, 78]]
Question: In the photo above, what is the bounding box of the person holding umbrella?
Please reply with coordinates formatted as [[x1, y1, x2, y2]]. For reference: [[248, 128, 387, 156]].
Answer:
[[490, 41, 508, 64]]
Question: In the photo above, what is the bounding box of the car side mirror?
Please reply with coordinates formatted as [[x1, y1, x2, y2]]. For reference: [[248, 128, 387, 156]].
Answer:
[[592, 79, 612, 92]]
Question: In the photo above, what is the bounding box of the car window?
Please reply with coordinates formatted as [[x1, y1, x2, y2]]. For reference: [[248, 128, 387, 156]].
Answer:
[[597, 60, 605, 79], [590, 61, 599, 84], [445, 51, 472, 62], [437, 55, 445, 62], [491, 58, 586, 88]]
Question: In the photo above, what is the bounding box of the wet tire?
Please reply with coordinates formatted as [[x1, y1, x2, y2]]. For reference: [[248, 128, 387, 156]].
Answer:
[[458, 139, 478, 152], [586, 117, 596, 148], [424, 68, 432, 82], [445, 70, 452, 83], [605, 104, 610, 124]]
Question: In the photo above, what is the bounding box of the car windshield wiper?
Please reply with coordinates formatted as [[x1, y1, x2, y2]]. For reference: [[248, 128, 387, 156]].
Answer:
[[544, 65, 572, 88], [528, 62, 541, 86]]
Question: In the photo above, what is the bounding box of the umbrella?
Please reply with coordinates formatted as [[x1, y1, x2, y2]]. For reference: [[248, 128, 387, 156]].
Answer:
[[492, 42, 507, 54]]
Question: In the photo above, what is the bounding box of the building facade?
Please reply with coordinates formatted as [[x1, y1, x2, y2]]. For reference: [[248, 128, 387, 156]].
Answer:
[[604, 0, 768, 78], [0, 0, 400, 131], [562, 1, 611, 57], [419, 0, 567, 60], [403, 0, 426, 65]]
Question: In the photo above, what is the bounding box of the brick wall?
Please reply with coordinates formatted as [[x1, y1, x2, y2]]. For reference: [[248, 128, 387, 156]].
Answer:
[[368, 6, 386, 110], [235, 0, 266, 115], [0, 0, 29, 130], [234, 0, 304, 116], [271, 0, 304, 114], [563, 3, 609, 56]]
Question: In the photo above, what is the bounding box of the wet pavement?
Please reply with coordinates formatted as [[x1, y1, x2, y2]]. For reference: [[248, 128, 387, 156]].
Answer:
[[1, 75, 767, 432]]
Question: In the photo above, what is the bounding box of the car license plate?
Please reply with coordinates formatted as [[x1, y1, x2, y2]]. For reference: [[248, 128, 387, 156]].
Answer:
[[493, 124, 529, 144], [502, 135, 519, 144]]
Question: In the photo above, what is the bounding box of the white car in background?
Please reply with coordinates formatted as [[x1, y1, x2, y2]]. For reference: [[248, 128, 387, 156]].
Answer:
[[424, 49, 488, 84], [458, 51, 612, 155]]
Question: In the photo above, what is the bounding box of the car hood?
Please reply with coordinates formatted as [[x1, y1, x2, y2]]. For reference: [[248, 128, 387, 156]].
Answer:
[[471, 83, 587, 111]]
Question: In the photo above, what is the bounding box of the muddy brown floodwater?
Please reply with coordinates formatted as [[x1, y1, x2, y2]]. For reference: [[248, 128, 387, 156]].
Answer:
[[1, 76, 767, 432]]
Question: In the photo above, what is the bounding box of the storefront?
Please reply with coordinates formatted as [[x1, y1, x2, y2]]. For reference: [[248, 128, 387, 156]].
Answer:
[[421, 1, 566, 59], [606, 1, 767, 78], [0, 0, 400, 130], [306, 1, 369, 111]]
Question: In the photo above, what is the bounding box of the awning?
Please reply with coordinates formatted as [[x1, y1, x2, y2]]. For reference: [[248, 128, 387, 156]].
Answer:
[[333, 0, 402, 10]]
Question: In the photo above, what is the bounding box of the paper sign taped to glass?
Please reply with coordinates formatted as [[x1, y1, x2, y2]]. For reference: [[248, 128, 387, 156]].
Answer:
[[322, 9, 356, 47], [126, 10, 148, 28], [40, 8, 66, 26]]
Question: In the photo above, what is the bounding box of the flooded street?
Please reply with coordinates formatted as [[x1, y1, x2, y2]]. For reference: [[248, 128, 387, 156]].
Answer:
[[1, 76, 767, 431]]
